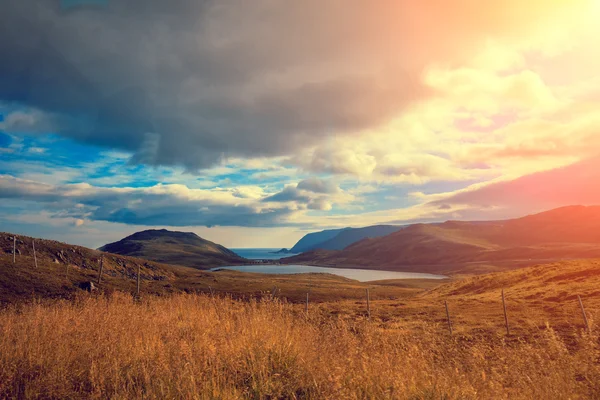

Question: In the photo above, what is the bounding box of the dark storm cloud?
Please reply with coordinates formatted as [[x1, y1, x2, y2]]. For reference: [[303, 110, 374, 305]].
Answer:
[[0, 0, 428, 170]]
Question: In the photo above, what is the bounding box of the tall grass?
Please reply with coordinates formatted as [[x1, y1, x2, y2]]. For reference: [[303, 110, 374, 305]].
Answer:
[[0, 292, 599, 399]]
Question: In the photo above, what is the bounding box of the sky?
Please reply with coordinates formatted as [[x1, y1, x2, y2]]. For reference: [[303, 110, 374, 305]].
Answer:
[[1, 0, 600, 249]]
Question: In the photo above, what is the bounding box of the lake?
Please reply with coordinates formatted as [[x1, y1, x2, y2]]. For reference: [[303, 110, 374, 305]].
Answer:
[[231, 248, 299, 260], [211, 264, 447, 282]]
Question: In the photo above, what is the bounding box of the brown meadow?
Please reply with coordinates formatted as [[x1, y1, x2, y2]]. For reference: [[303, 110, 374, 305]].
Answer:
[[1, 290, 600, 399], [3, 233, 600, 399]]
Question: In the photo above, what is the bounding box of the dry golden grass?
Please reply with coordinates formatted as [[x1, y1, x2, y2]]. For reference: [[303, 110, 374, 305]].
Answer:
[[4, 235, 600, 399], [1, 292, 600, 399], [323, 260, 600, 341]]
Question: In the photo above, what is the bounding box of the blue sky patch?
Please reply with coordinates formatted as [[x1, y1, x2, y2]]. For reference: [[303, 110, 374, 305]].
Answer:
[[61, 0, 108, 9], [0, 132, 12, 148]]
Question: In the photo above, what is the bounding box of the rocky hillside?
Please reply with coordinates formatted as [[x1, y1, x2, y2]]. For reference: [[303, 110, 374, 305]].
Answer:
[[0, 232, 187, 303]]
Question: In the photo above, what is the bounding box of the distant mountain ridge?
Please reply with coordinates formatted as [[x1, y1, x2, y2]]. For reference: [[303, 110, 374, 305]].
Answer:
[[315, 225, 405, 250], [289, 228, 348, 253], [99, 229, 246, 269], [290, 225, 404, 253], [283, 206, 600, 274]]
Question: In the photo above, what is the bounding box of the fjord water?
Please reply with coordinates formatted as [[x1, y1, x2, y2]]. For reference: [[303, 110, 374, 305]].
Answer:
[[211, 264, 447, 282], [231, 248, 299, 260], [228, 248, 446, 281]]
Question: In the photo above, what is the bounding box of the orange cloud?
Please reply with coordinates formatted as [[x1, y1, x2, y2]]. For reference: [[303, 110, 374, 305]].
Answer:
[[432, 156, 600, 217]]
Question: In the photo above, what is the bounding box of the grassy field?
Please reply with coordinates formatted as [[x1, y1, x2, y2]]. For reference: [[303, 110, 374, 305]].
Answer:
[[3, 233, 600, 398], [1, 291, 599, 399]]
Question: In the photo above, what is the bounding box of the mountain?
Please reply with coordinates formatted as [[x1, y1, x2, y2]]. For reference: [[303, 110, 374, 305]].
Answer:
[[99, 229, 246, 269], [289, 225, 404, 253], [313, 225, 405, 251], [283, 206, 600, 274], [271, 248, 291, 254], [289, 228, 349, 253]]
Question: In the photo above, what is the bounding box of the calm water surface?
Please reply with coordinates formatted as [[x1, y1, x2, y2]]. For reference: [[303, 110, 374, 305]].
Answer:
[[231, 248, 299, 260], [211, 264, 447, 282]]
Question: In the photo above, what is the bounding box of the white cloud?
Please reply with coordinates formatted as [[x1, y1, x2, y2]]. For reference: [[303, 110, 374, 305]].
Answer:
[[0, 174, 355, 228]]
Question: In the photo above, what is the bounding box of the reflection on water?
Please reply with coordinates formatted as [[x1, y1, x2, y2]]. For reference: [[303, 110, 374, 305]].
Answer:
[[210, 264, 447, 282]]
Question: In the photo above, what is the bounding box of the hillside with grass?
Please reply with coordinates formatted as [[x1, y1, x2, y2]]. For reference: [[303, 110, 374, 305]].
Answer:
[[0, 232, 426, 305], [99, 229, 247, 269], [284, 206, 600, 274], [2, 257, 600, 398]]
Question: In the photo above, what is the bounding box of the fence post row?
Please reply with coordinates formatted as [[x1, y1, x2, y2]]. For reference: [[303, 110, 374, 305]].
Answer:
[[10, 240, 597, 338]]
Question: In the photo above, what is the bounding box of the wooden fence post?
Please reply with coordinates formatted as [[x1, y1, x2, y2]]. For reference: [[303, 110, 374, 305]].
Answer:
[[502, 289, 510, 336], [305, 292, 309, 315], [97, 255, 104, 284], [366, 288, 371, 320], [578, 295, 591, 334], [271, 286, 277, 300], [13, 236, 16, 264], [136, 264, 141, 298], [32, 240, 38, 269], [445, 301, 453, 335]]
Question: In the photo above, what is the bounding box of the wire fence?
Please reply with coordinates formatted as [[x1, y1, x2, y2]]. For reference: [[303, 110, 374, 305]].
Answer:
[[3, 234, 596, 337]]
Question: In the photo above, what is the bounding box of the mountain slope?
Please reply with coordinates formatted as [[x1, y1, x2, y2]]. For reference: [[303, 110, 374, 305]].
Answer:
[[289, 228, 348, 253], [312, 225, 405, 251], [283, 206, 600, 274], [0, 232, 186, 303], [289, 225, 404, 253], [99, 229, 246, 269]]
